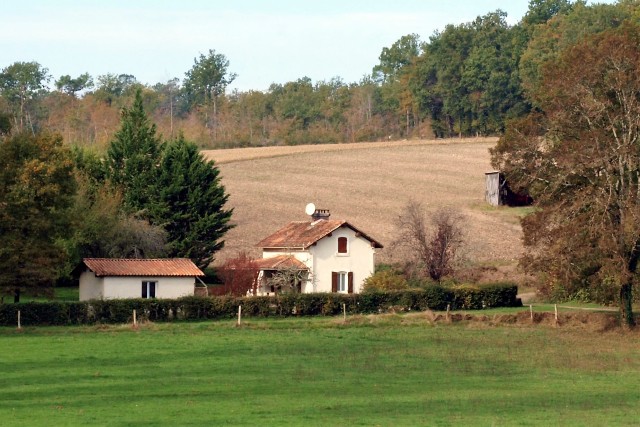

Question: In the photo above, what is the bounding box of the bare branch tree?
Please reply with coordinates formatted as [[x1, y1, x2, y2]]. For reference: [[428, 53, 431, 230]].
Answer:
[[266, 265, 308, 294], [393, 201, 465, 282]]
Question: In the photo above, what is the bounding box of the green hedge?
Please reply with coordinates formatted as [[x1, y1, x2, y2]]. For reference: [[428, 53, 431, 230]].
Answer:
[[0, 283, 521, 326]]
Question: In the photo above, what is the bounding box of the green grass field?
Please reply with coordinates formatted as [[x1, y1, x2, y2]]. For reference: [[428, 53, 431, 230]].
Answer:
[[1, 315, 639, 426]]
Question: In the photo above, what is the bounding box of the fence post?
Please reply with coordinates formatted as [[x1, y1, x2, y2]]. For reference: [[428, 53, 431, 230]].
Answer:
[[530, 304, 533, 321], [343, 303, 346, 323], [237, 305, 242, 326], [133, 309, 137, 327], [17, 310, 21, 330], [446, 304, 451, 321]]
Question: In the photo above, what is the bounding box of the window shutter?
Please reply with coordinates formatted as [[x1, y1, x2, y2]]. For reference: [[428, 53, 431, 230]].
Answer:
[[338, 237, 348, 254], [331, 272, 338, 293], [142, 282, 147, 298], [348, 272, 354, 294], [150, 282, 156, 298]]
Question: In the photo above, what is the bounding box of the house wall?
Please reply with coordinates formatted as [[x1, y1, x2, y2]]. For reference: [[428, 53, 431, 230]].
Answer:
[[311, 227, 375, 294], [80, 275, 195, 300], [258, 226, 376, 295], [79, 271, 103, 301]]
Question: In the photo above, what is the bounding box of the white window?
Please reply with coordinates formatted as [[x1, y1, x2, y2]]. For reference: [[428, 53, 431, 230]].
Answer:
[[338, 272, 348, 293], [142, 281, 157, 299]]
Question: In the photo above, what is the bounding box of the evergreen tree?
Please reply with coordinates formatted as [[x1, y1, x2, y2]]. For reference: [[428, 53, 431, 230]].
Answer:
[[152, 134, 233, 268], [104, 92, 233, 268], [106, 88, 163, 212]]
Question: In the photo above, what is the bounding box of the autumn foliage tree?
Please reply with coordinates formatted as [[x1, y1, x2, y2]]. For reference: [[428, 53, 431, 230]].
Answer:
[[217, 252, 259, 296], [491, 22, 640, 327], [0, 132, 76, 301]]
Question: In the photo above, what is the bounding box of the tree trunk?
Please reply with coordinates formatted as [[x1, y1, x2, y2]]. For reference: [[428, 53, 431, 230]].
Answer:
[[14, 288, 20, 304], [620, 281, 635, 328]]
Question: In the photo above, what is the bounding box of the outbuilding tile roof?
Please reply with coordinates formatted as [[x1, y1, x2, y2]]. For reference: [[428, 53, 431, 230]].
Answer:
[[256, 219, 383, 249], [253, 255, 308, 271], [82, 258, 204, 277]]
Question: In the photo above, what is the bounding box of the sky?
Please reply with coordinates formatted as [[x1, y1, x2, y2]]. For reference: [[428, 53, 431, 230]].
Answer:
[[0, 0, 617, 92]]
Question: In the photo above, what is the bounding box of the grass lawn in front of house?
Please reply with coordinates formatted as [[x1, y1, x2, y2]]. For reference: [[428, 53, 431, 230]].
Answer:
[[1, 315, 639, 426]]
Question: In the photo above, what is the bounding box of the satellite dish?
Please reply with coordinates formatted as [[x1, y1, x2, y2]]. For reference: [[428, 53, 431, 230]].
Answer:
[[305, 203, 316, 216]]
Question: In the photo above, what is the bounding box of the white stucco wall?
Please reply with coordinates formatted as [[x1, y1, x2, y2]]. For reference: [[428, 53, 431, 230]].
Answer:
[[79, 274, 195, 300], [79, 271, 103, 301], [259, 225, 376, 294], [311, 227, 375, 294]]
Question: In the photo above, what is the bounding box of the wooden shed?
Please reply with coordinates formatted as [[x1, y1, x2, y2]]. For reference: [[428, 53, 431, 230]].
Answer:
[[485, 171, 533, 207], [485, 171, 504, 206]]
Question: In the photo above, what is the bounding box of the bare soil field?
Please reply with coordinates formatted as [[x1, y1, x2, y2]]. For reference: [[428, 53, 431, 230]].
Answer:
[[203, 138, 524, 273]]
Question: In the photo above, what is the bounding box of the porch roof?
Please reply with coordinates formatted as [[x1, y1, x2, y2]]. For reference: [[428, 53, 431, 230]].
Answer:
[[253, 255, 308, 271]]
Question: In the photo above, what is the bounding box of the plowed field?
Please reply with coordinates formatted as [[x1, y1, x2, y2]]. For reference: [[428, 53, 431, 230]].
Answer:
[[203, 138, 523, 266]]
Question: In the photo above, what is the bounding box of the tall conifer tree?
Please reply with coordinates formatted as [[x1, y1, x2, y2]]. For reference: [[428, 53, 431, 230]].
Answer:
[[153, 134, 233, 267], [106, 89, 163, 212]]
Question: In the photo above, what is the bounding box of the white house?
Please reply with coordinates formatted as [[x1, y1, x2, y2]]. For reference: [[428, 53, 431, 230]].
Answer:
[[254, 209, 383, 295], [78, 258, 204, 301]]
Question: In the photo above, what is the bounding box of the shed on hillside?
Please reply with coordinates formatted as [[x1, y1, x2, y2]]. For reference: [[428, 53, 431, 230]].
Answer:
[[485, 171, 504, 206], [485, 171, 533, 207]]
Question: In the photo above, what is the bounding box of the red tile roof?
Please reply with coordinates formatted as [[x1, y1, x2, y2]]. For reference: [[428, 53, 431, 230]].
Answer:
[[253, 255, 308, 270], [256, 219, 383, 249], [82, 258, 204, 277]]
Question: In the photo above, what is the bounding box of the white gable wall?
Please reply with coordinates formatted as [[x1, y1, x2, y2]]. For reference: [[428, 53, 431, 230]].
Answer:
[[310, 227, 375, 293], [79, 274, 195, 301]]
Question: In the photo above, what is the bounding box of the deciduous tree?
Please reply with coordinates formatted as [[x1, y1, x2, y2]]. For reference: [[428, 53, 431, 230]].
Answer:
[[491, 23, 640, 327], [183, 49, 236, 134], [393, 201, 464, 282], [0, 61, 50, 131], [0, 132, 76, 301], [55, 73, 94, 97]]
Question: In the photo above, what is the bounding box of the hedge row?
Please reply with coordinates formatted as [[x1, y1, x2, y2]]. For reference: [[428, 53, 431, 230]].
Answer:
[[0, 283, 521, 326]]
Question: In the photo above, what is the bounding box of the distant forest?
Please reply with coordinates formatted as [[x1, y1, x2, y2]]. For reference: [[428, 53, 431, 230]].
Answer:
[[0, 0, 636, 149]]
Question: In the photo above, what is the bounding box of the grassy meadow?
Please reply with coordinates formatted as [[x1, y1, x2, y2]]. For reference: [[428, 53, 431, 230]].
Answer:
[[1, 315, 639, 426], [202, 137, 524, 272]]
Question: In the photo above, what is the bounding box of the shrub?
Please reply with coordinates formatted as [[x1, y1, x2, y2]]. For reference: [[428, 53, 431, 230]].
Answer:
[[363, 270, 410, 293], [0, 283, 520, 326]]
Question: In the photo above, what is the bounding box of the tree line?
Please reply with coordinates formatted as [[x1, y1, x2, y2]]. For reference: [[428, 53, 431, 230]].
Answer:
[[1, 1, 625, 149]]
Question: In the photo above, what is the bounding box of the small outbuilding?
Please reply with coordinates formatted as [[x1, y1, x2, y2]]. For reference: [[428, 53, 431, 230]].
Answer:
[[78, 258, 204, 301], [485, 171, 506, 206], [485, 171, 533, 207]]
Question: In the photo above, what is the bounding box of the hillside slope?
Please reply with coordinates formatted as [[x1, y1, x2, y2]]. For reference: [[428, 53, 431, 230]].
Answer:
[[203, 138, 523, 267]]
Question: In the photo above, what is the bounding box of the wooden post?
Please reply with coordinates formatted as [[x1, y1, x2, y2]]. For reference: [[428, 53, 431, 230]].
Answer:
[[342, 303, 346, 323], [554, 304, 558, 322], [17, 310, 21, 330], [133, 309, 137, 327], [237, 305, 242, 326], [446, 304, 451, 321], [529, 304, 533, 321]]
